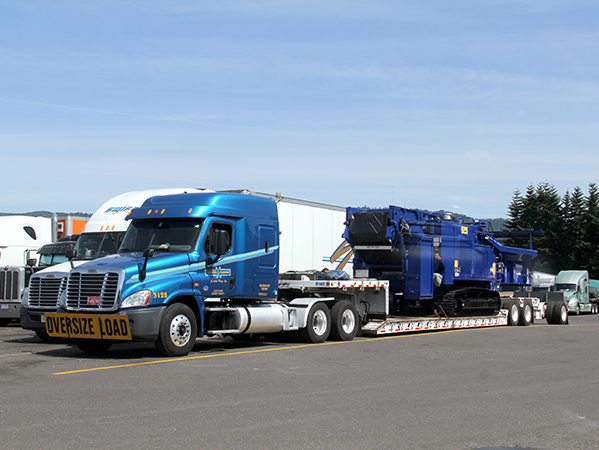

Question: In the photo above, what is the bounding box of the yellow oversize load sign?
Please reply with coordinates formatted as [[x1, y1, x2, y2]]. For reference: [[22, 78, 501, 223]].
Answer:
[[45, 313, 131, 340]]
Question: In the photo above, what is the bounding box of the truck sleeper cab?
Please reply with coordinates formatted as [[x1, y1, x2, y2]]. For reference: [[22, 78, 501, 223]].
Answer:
[[48, 192, 347, 356]]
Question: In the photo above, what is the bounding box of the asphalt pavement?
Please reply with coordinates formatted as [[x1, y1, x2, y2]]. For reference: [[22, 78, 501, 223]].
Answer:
[[1, 314, 598, 450]]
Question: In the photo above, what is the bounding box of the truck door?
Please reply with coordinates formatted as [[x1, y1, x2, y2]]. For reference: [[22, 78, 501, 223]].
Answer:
[[196, 219, 237, 299]]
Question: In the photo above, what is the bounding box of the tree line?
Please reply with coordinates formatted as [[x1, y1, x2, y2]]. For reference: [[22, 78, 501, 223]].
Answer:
[[502, 181, 599, 278]]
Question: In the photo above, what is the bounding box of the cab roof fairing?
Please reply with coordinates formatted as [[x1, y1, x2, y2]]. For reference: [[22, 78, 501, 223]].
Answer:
[[126, 192, 279, 222]]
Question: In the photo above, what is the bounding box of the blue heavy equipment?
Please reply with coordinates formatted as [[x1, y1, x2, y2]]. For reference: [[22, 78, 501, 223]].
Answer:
[[340, 206, 538, 316]]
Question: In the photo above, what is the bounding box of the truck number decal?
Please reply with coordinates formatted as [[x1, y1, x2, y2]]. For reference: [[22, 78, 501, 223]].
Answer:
[[153, 291, 168, 299]]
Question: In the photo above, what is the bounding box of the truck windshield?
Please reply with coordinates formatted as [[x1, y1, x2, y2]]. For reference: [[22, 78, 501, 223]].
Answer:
[[555, 283, 577, 292], [39, 254, 69, 267], [74, 232, 123, 260], [120, 219, 204, 253]]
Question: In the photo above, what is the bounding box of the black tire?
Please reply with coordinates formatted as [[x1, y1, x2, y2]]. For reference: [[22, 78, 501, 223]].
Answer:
[[330, 301, 359, 341], [75, 340, 113, 354], [518, 302, 533, 326], [575, 303, 580, 315], [553, 303, 568, 325], [155, 303, 198, 357], [35, 329, 63, 343], [506, 301, 519, 326], [299, 303, 331, 343], [545, 303, 555, 324]]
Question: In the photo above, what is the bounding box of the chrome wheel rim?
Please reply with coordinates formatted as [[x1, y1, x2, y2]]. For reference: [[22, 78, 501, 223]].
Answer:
[[341, 309, 356, 334], [312, 310, 328, 336], [170, 314, 192, 347]]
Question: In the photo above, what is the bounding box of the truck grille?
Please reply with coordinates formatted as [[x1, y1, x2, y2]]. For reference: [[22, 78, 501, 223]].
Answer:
[[1, 269, 20, 301], [65, 272, 120, 311], [28, 276, 65, 308]]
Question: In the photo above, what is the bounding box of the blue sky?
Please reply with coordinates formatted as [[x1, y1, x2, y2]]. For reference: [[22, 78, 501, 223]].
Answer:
[[1, 0, 598, 218]]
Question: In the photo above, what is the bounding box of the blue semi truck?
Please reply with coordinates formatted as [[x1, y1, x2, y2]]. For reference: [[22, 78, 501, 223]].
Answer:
[[45, 191, 564, 356]]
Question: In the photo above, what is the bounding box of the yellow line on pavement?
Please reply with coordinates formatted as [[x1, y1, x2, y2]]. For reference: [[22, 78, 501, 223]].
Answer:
[[53, 328, 472, 375], [0, 352, 33, 358]]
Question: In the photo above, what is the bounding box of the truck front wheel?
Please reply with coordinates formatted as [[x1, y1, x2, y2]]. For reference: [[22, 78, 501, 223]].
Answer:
[[75, 340, 113, 354], [299, 303, 331, 343], [156, 303, 197, 357], [330, 301, 359, 341]]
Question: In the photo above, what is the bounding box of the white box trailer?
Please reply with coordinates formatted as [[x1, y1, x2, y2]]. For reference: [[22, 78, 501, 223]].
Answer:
[[219, 190, 350, 274]]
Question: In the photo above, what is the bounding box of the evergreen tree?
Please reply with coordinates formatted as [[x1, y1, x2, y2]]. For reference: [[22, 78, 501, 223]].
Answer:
[[567, 186, 586, 268], [581, 183, 599, 278]]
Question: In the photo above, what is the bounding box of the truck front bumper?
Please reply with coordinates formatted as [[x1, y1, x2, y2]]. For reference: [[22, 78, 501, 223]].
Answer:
[[126, 306, 167, 342], [1, 302, 22, 320], [20, 306, 51, 331], [48, 306, 167, 342]]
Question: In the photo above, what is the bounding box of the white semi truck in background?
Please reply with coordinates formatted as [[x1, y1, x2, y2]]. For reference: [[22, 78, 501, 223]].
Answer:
[[0, 214, 88, 325]]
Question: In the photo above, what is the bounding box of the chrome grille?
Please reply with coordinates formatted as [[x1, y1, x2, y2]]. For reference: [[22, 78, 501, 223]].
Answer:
[[28, 276, 64, 308], [65, 271, 120, 311], [1, 269, 20, 301]]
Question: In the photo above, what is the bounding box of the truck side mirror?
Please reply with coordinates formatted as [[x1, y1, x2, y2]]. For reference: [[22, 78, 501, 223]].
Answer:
[[27, 258, 37, 267], [66, 249, 76, 259], [213, 228, 230, 256], [206, 228, 230, 267]]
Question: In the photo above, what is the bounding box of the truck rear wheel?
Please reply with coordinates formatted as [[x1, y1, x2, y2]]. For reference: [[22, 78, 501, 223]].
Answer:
[[506, 301, 519, 326], [299, 303, 331, 343], [545, 303, 555, 324], [156, 303, 197, 357], [552, 303, 568, 325], [330, 301, 359, 341], [518, 301, 533, 326]]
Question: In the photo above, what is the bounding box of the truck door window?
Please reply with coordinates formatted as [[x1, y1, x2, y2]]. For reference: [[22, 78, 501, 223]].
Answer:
[[205, 223, 232, 255]]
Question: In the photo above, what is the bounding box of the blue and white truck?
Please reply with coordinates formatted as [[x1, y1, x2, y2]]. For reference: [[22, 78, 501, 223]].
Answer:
[[20, 188, 209, 340], [45, 191, 563, 357]]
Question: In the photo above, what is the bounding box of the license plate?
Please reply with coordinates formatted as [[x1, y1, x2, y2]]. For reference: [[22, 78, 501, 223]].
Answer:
[[45, 313, 131, 340]]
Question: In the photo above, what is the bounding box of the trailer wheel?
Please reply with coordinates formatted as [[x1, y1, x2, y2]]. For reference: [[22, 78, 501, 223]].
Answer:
[[506, 301, 519, 326], [518, 302, 533, 326], [75, 340, 113, 354], [299, 303, 331, 343], [156, 303, 197, 357], [330, 301, 359, 341], [552, 303, 568, 325], [545, 303, 555, 324]]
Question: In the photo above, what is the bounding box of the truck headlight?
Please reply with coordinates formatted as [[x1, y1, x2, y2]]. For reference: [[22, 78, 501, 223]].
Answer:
[[21, 287, 29, 307], [121, 290, 152, 308]]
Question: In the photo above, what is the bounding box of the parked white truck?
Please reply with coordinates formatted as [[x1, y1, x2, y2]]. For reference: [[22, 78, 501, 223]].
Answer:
[[1, 215, 88, 325]]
